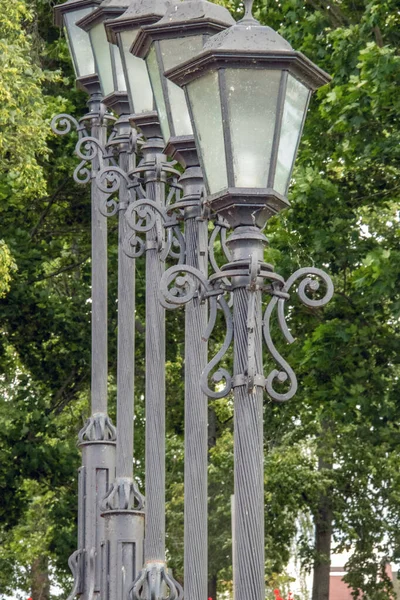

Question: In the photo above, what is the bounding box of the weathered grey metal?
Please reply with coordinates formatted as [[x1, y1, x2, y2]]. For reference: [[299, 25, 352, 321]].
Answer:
[[126, 130, 183, 600], [164, 136, 209, 600], [52, 82, 117, 600]]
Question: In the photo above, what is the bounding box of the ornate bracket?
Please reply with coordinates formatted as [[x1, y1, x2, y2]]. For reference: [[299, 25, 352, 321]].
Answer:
[[159, 261, 333, 402], [66, 549, 82, 600], [129, 561, 183, 600]]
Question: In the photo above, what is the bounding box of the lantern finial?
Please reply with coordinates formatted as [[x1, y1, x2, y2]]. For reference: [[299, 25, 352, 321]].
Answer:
[[241, 0, 258, 23]]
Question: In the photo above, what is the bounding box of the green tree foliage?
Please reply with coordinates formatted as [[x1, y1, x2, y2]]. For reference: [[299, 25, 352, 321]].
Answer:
[[0, 0, 399, 598]]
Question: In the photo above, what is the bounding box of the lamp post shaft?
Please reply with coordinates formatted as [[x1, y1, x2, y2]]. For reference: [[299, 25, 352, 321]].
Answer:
[[144, 143, 167, 562], [116, 127, 135, 480], [90, 94, 109, 415], [230, 231, 265, 600], [182, 168, 208, 600]]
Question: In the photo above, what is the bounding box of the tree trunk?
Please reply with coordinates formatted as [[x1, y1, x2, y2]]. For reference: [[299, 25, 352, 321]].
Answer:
[[208, 574, 217, 600], [31, 556, 50, 600], [312, 456, 333, 600]]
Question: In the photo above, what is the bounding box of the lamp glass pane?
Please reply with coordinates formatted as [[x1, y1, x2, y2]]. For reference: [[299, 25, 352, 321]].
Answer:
[[64, 8, 96, 77], [112, 44, 127, 92], [166, 80, 192, 136], [90, 22, 113, 96], [119, 30, 153, 114], [187, 71, 227, 195], [274, 75, 309, 195], [146, 45, 170, 142], [159, 38, 203, 137], [225, 69, 281, 188]]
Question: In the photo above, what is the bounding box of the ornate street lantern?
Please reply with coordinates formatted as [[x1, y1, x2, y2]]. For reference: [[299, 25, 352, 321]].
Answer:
[[160, 6, 333, 600], [104, 0, 167, 122], [54, 0, 101, 84], [166, 0, 331, 226], [131, 0, 235, 156], [77, 0, 130, 112]]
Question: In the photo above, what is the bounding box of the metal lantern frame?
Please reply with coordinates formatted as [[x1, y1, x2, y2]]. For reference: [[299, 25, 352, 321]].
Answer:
[[165, 10, 330, 226], [130, 1, 235, 151], [77, 0, 130, 113], [104, 0, 166, 120]]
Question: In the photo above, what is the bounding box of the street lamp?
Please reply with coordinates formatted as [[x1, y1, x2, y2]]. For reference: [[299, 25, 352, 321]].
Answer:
[[160, 5, 333, 600], [77, 0, 130, 113], [54, 0, 101, 84], [104, 0, 166, 121]]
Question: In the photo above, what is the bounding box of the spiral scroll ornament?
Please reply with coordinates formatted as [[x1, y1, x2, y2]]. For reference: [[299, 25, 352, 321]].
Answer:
[[123, 199, 185, 262], [263, 267, 334, 402], [129, 562, 183, 600], [51, 113, 87, 139]]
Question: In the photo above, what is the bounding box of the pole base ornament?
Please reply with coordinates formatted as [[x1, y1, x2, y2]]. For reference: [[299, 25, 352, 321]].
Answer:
[[101, 477, 145, 511], [129, 561, 184, 600], [78, 413, 117, 443]]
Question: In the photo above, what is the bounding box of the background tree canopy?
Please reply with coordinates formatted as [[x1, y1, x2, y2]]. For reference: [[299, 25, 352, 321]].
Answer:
[[0, 0, 399, 599]]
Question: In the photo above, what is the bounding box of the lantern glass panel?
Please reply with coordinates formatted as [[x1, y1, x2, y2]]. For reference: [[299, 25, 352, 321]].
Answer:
[[64, 8, 96, 77], [90, 22, 113, 96], [225, 68, 281, 188], [146, 45, 170, 142], [159, 37, 202, 137], [119, 30, 154, 114], [274, 75, 309, 195], [112, 44, 127, 92], [187, 71, 227, 195]]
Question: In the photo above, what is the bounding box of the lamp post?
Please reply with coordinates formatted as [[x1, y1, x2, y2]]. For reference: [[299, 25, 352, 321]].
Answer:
[[52, 3, 120, 599], [130, 5, 234, 600], [160, 5, 333, 600]]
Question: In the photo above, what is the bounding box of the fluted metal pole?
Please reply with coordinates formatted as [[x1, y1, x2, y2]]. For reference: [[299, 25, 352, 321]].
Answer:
[[144, 140, 167, 564], [131, 131, 182, 600], [229, 229, 265, 600], [100, 115, 145, 600], [180, 166, 208, 600]]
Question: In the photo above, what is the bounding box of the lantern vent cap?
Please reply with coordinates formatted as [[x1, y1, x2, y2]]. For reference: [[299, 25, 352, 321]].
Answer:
[[105, 0, 168, 43], [77, 0, 130, 30]]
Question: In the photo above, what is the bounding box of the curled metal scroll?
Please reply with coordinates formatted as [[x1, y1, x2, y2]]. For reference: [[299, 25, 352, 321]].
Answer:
[[208, 218, 232, 276], [160, 265, 233, 398], [129, 561, 183, 600], [101, 477, 144, 511], [78, 413, 117, 443], [123, 231, 146, 259], [124, 199, 185, 262], [96, 166, 132, 217], [51, 113, 87, 138], [263, 267, 334, 402], [73, 136, 106, 185], [200, 293, 233, 399], [66, 549, 82, 600]]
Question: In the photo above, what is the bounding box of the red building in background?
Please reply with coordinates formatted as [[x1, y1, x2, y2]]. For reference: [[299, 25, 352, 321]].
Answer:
[[329, 562, 397, 599]]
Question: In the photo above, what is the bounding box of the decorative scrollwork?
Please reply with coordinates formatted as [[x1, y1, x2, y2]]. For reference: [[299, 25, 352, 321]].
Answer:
[[200, 293, 233, 399], [123, 231, 146, 259], [66, 549, 82, 600], [209, 218, 232, 276], [75, 136, 105, 163], [51, 113, 87, 138], [160, 265, 233, 399], [159, 264, 209, 310], [101, 477, 144, 511], [78, 413, 117, 443], [263, 267, 334, 402], [73, 161, 92, 185], [96, 166, 131, 195], [129, 561, 183, 600]]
